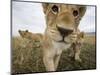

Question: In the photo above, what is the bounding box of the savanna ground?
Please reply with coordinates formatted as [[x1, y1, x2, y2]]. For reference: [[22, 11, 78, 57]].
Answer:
[[11, 34, 96, 74]]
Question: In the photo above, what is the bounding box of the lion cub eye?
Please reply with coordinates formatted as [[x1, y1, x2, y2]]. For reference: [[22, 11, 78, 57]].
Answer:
[[73, 10, 79, 17], [51, 5, 59, 14]]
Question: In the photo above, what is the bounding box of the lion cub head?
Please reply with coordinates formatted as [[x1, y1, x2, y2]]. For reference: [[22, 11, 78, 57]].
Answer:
[[18, 30, 42, 41], [42, 3, 86, 43]]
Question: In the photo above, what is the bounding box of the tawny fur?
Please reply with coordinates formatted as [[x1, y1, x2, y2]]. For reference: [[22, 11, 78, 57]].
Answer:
[[42, 3, 86, 71]]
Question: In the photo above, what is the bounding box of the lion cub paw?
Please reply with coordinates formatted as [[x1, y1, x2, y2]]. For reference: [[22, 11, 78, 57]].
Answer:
[[75, 57, 82, 62]]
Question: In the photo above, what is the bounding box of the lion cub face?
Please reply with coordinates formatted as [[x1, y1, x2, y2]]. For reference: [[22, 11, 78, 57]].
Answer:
[[19, 30, 32, 39], [42, 3, 86, 43]]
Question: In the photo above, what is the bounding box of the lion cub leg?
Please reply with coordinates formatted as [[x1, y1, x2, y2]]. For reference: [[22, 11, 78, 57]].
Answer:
[[75, 32, 84, 62], [74, 44, 82, 62], [69, 43, 81, 62], [54, 53, 61, 70], [43, 57, 55, 71], [43, 50, 55, 71], [68, 45, 75, 58]]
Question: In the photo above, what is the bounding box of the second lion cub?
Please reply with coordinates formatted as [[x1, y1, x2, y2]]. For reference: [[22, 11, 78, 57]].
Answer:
[[19, 30, 43, 42]]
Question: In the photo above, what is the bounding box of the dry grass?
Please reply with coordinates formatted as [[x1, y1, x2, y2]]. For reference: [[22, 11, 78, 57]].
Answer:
[[84, 34, 96, 44], [11, 35, 96, 74]]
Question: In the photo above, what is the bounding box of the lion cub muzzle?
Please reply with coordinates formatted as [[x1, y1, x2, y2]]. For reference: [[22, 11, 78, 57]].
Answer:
[[57, 26, 73, 37]]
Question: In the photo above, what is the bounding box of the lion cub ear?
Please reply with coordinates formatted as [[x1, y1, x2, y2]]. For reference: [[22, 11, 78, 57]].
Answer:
[[18, 30, 21, 33], [79, 6, 87, 19], [26, 30, 28, 32], [42, 3, 49, 14]]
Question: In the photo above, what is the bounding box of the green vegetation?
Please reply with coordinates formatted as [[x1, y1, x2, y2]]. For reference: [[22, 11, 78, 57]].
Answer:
[[12, 35, 96, 74]]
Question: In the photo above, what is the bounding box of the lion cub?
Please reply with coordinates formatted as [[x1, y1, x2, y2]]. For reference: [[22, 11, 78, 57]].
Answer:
[[18, 30, 43, 42], [18, 30, 43, 48], [69, 31, 84, 62]]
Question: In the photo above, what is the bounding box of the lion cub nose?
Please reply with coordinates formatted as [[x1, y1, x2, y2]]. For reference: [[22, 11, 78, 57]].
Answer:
[[57, 27, 73, 37]]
